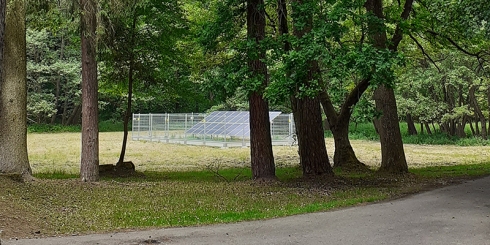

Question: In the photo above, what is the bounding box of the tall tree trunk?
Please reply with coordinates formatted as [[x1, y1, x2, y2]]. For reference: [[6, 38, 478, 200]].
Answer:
[[247, 0, 276, 180], [373, 86, 408, 173], [116, 66, 133, 168], [292, 97, 333, 176], [117, 9, 138, 169], [487, 86, 490, 134], [469, 117, 476, 136], [66, 104, 81, 125], [406, 114, 417, 135], [424, 122, 432, 135], [290, 0, 333, 177], [456, 122, 466, 138], [249, 92, 276, 180], [365, 0, 411, 173], [61, 98, 68, 125], [331, 121, 365, 171], [0, 0, 5, 94], [0, 0, 32, 179], [80, 0, 99, 182]]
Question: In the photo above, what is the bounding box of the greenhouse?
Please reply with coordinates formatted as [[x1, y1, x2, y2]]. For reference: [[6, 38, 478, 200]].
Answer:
[[131, 111, 295, 147]]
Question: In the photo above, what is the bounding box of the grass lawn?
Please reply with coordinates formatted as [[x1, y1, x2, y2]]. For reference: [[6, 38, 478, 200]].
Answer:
[[1, 132, 489, 240]]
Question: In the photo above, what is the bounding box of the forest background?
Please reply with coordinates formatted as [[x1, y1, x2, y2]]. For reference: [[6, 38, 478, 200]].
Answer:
[[24, 0, 488, 140]]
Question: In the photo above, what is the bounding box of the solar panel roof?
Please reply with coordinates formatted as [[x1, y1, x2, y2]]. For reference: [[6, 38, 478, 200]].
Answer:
[[186, 111, 281, 137]]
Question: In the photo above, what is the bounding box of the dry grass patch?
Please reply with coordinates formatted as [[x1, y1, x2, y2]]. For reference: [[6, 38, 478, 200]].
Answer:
[[28, 133, 490, 175], [328, 138, 490, 168], [28, 132, 299, 174]]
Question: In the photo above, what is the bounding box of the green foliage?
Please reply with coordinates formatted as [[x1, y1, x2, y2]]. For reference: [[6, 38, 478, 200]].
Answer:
[[330, 122, 490, 146], [27, 121, 126, 133], [395, 45, 489, 137], [28, 124, 81, 133], [26, 0, 82, 124], [34, 170, 79, 179], [98, 0, 211, 120], [410, 163, 490, 178], [26, 27, 81, 124]]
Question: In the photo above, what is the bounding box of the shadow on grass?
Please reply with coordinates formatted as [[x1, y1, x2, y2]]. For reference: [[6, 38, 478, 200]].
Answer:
[[33, 163, 490, 188]]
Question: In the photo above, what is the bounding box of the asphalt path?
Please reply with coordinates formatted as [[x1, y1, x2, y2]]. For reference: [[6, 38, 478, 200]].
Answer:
[[4, 176, 490, 245]]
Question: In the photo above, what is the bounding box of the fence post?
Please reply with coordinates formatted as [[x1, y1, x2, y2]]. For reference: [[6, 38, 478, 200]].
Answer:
[[289, 113, 293, 145], [149, 113, 153, 140], [184, 113, 187, 144], [166, 113, 170, 143]]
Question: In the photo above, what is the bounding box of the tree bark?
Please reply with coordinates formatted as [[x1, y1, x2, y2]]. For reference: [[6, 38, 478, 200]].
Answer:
[[290, 0, 333, 177], [80, 0, 99, 182], [0, 0, 5, 95], [424, 122, 432, 135], [487, 86, 490, 134], [319, 80, 370, 171], [331, 121, 366, 171], [292, 96, 333, 176], [365, 0, 410, 173], [66, 104, 81, 125], [373, 86, 408, 173], [0, 0, 32, 179], [406, 114, 417, 135], [247, 0, 276, 180], [470, 119, 476, 136]]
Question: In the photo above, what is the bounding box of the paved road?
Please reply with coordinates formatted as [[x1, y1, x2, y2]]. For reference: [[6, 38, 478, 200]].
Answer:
[[4, 176, 490, 245]]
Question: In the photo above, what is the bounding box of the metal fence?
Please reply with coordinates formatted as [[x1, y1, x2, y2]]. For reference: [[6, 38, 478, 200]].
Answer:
[[131, 112, 295, 147]]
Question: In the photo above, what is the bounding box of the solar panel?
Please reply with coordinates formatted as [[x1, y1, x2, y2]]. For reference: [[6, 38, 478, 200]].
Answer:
[[185, 111, 282, 137]]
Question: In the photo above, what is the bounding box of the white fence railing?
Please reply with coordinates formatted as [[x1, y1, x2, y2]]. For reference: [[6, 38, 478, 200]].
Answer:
[[131, 112, 295, 147]]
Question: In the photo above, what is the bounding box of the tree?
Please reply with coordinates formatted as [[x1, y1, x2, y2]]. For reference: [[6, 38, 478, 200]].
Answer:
[[25, 28, 81, 124], [99, 0, 189, 169], [247, 0, 276, 180], [0, 0, 5, 87], [364, 0, 413, 173], [271, 0, 375, 172], [26, 0, 81, 125], [80, 0, 99, 181], [0, 0, 32, 179], [289, 0, 333, 176]]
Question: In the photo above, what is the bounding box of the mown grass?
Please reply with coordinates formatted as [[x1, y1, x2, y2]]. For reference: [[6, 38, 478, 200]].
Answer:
[[9, 131, 490, 239], [1, 163, 485, 238]]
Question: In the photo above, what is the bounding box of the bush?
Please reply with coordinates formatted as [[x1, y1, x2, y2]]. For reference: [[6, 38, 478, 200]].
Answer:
[[28, 124, 80, 133], [28, 121, 128, 133], [326, 122, 490, 146]]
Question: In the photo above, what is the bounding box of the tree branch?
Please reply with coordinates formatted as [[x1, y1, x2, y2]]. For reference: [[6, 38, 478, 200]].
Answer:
[[389, 0, 414, 51], [426, 30, 482, 57], [319, 77, 371, 127], [338, 78, 371, 120], [319, 89, 339, 125], [264, 11, 277, 35], [409, 33, 441, 72]]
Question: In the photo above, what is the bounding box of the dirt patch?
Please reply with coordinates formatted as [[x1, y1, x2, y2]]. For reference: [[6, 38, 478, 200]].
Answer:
[[0, 177, 45, 240]]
